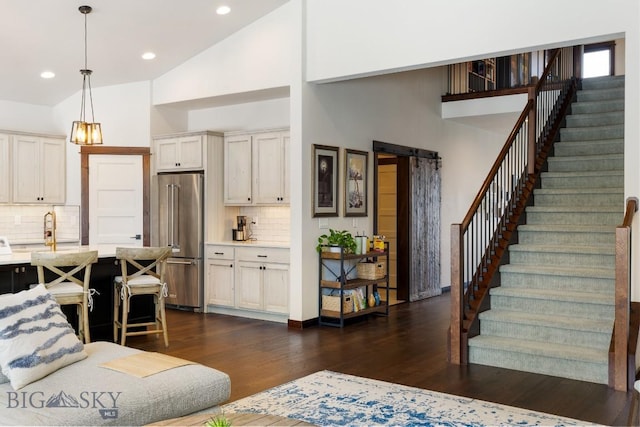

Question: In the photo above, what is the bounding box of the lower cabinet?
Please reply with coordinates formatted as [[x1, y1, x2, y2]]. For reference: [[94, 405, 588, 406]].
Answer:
[[205, 244, 289, 318], [236, 261, 289, 313], [207, 259, 235, 307]]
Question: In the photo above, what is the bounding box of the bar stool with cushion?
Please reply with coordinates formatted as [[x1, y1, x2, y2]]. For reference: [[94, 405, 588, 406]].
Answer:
[[30, 250, 99, 344], [113, 246, 172, 347]]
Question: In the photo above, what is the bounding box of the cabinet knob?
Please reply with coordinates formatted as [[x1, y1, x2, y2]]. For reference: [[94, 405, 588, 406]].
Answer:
[[229, 264, 233, 268], [247, 197, 251, 201]]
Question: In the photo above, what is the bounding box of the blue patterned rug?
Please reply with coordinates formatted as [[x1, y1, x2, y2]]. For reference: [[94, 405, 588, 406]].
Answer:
[[221, 370, 599, 426]]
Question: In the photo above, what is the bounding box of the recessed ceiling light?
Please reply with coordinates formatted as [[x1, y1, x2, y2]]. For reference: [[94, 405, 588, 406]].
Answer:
[[142, 52, 156, 60], [216, 5, 230, 15], [40, 71, 55, 79]]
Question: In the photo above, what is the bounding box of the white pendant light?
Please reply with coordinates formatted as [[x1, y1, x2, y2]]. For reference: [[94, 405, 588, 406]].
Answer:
[[70, 5, 102, 145]]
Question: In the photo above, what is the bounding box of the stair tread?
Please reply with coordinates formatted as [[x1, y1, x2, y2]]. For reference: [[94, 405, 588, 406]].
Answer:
[[561, 123, 623, 131], [518, 223, 616, 232], [526, 205, 621, 213], [468, 335, 608, 363], [500, 263, 614, 278], [548, 153, 623, 161], [533, 188, 623, 195], [557, 138, 623, 145], [509, 243, 614, 255], [491, 287, 614, 304], [478, 309, 612, 333], [541, 170, 623, 177]]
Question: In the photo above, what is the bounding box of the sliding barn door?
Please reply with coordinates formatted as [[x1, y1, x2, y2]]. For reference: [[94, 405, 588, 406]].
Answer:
[[409, 156, 441, 301]]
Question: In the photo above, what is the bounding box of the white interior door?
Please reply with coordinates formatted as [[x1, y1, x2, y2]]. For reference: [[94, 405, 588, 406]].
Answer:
[[89, 155, 143, 246]]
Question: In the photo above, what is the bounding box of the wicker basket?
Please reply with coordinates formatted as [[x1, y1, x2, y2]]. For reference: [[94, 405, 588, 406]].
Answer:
[[322, 294, 354, 314], [356, 261, 386, 280]]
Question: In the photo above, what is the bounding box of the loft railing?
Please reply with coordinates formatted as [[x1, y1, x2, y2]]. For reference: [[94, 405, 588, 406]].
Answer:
[[445, 50, 545, 98], [449, 47, 577, 365], [611, 197, 638, 391]]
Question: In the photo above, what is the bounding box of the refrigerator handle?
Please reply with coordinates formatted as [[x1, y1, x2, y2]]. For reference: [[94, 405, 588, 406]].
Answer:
[[167, 183, 180, 250]]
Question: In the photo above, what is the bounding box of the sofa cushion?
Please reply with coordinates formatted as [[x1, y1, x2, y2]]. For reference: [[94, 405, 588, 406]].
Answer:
[[0, 284, 87, 390], [0, 341, 231, 425]]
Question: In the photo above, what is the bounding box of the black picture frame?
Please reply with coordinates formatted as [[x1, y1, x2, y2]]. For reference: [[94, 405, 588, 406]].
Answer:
[[344, 149, 368, 217], [313, 144, 339, 217]]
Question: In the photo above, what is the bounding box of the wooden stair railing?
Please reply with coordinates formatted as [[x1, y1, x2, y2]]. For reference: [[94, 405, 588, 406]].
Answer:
[[610, 197, 639, 391], [449, 47, 578, 365]]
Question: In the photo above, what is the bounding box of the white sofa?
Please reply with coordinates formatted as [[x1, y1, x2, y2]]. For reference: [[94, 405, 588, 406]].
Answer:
[[0, 341, 231, 426]]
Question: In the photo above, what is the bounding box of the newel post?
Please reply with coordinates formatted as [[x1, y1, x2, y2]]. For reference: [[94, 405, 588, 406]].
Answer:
[[527, 85, 537, 175], [450, 223, 464, 364]]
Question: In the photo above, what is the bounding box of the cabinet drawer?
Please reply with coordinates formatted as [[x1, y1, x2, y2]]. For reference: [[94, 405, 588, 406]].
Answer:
[[236, 247, 289, 264], [206, 245, 234, 260]]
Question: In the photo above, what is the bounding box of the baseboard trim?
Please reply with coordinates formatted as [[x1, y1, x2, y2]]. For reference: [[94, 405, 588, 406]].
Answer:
[[288, 318, 318, 329]]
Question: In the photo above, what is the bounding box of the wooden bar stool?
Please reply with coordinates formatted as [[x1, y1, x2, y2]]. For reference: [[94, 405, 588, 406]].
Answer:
[[113, 246, 172, 347], [31, 250, 99, 344]]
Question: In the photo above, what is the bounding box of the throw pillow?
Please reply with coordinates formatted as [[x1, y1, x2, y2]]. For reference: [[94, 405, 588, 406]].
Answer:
[[0, 284, 87, 390]]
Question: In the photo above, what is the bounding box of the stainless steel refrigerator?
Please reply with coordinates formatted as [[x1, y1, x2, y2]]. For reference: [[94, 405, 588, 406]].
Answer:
[[152, 172, 204, 311]]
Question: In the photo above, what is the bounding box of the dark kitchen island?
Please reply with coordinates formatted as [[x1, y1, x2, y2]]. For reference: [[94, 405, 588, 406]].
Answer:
[[0, 245, 153, 342]]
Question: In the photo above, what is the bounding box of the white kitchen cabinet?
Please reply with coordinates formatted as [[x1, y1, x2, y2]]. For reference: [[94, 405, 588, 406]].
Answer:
[[223, 134, 252, 205], [0, 134, 10, 203], [224, 129, 289, 206], [12, 135, 65, 204], [207, 259, 235, 307], [262, 262, 289, 314], [154, 134, 203, 171], [235, 246, 289, 313], [236, 261, 264, 310], [253, 132, 289, 204], [206, 245, 235, 307]]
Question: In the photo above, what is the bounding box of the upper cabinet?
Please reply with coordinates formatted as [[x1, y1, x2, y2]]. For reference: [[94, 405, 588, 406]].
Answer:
[[0, 134, 9, 203], [223, 134, 253, 205], [224, 129, 289, 206], [154, 134, 204, 172], [12, 135, 65, 204]]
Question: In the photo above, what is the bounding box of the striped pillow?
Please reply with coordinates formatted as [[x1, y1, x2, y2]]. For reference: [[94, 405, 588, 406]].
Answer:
[[0, 284, 87, 390]]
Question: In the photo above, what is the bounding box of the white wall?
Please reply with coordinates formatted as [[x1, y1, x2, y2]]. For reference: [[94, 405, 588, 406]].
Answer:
[[187, 98, 290, 132], [306, 0, 631, 83], [0, 101, 59, 135], [152, 2, 294, 106]]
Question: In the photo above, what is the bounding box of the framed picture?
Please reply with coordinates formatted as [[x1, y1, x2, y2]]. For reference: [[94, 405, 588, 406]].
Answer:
[[344, 149, 368, 217], [313, 144, 339, 217]]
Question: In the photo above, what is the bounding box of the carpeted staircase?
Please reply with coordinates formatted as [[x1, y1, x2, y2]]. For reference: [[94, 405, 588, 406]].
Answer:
[[468, 75, 625, 384]]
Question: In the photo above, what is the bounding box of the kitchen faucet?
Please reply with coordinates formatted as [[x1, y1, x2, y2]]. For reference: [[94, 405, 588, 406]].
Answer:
[[44, 211, 57, 251]]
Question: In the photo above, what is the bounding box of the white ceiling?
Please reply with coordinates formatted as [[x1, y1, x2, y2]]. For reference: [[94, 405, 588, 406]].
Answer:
[[0, 0, 289, 106]]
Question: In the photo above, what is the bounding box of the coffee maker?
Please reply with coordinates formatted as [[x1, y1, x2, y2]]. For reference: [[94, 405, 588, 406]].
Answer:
[[233, 216, 249, 241]]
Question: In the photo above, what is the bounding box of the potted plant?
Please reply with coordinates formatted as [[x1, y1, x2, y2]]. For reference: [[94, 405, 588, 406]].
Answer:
[[316, 229, 358, 254]]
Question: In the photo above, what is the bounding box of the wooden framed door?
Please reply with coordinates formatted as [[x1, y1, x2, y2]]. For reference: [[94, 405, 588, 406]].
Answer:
[[80, 146, 150, 246]]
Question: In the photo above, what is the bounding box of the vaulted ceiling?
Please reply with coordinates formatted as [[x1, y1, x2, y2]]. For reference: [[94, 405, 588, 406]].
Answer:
[[0, 0, 288, 106]]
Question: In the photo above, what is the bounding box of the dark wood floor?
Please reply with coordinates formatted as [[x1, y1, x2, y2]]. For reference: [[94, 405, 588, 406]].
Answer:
[[127, 293, 633, 426]]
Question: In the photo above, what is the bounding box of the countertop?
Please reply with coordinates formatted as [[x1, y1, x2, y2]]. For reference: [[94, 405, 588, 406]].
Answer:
[[206, 240, 290, 249], [0, 244, 122, 266]]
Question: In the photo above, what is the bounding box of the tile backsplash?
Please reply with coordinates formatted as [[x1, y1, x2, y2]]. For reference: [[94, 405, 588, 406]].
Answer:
[[237, 206, 290, 243], [0, 205, 80, 245]]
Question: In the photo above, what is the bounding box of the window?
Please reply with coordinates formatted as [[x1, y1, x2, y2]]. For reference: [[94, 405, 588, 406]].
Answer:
[[583, 42, 614, 78]]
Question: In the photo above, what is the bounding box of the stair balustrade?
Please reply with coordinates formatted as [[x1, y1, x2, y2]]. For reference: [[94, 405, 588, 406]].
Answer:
[[450, 47, 577, 365]]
